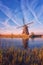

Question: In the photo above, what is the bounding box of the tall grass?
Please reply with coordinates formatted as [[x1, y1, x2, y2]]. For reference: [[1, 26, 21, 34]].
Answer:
[[0, 47, 43, 65]]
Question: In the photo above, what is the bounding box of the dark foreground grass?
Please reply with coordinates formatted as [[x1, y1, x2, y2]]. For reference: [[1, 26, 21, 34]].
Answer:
[[0, 47, 43, 65]]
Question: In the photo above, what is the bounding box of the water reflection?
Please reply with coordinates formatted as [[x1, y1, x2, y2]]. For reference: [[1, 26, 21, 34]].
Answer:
[[0, 38, 43, 49], [31, 37, 34, 42], [22, 38, 29, 49]]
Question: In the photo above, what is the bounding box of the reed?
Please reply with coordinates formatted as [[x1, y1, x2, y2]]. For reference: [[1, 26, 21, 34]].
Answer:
[[0, 47, 43, 65]]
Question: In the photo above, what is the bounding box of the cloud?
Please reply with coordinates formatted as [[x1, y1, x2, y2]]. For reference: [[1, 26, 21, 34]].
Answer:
[[0, 2, 22, 34], [37, 5, 43, 18], [0, 0, 43, 34], [30, 0, 38, 9], [21, 0, 42, 25], [0, 2, 20, 26], [0, 18, 22, 34], [0, 18, 17, 29], [26, 0, 42, 25], [21, 0, 29, 23], [0, 26, 22, 34]]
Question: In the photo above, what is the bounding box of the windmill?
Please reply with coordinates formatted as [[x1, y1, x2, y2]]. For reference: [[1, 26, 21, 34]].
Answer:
[[17, 18, 33, 35]]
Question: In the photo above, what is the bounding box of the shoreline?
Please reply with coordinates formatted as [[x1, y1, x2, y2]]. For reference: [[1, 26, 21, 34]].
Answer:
[[0, 34, 43, 38]]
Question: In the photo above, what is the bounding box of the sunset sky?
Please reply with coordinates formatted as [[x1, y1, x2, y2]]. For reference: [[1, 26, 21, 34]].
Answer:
[[0, 0, 43, 34]]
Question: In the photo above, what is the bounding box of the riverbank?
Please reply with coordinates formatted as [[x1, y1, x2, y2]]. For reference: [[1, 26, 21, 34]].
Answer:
[[0, 47, 43, 65], [0, 34, 29, 38], [0, 34, 43, 38]]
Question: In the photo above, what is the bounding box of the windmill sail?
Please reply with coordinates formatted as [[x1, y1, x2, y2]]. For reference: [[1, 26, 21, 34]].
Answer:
[[17, 21, 33, 28], [26, 21, 34, 26], [23, 18, 25, 25]]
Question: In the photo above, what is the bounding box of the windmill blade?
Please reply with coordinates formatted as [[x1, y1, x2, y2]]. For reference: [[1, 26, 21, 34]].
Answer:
[[26, 21, 34, 26], [23, 18, 25, 25], [16, 25, 25, 28], [16, 21, 34, 28], [16, 18, 25, 28]]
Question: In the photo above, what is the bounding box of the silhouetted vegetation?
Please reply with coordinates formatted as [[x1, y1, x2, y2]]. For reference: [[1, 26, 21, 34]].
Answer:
[[0, 47, 43, 65], [0, 34, 43, 38]]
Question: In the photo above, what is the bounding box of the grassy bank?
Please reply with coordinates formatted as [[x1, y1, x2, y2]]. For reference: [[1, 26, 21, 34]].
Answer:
[[0, 47, 43, 65]]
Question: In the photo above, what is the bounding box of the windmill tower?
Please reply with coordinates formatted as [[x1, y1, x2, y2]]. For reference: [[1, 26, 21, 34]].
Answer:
[[22, 18, 29, 35], [22, 25, 29, 35], [17, 18, 33, 35]]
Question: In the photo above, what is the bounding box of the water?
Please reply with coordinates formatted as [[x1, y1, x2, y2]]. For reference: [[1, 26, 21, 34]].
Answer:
[[0, 38, 43, 49]]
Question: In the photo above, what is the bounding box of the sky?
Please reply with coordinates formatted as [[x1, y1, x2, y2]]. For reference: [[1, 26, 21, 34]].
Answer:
[[0, 0, 43, 34]]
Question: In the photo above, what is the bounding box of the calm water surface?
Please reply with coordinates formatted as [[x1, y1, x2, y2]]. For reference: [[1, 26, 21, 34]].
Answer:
[[0, 38, 43, 49]]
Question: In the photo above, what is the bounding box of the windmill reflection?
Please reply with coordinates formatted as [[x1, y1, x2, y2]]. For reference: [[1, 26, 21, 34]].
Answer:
[[22, 38, 29, 49]]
